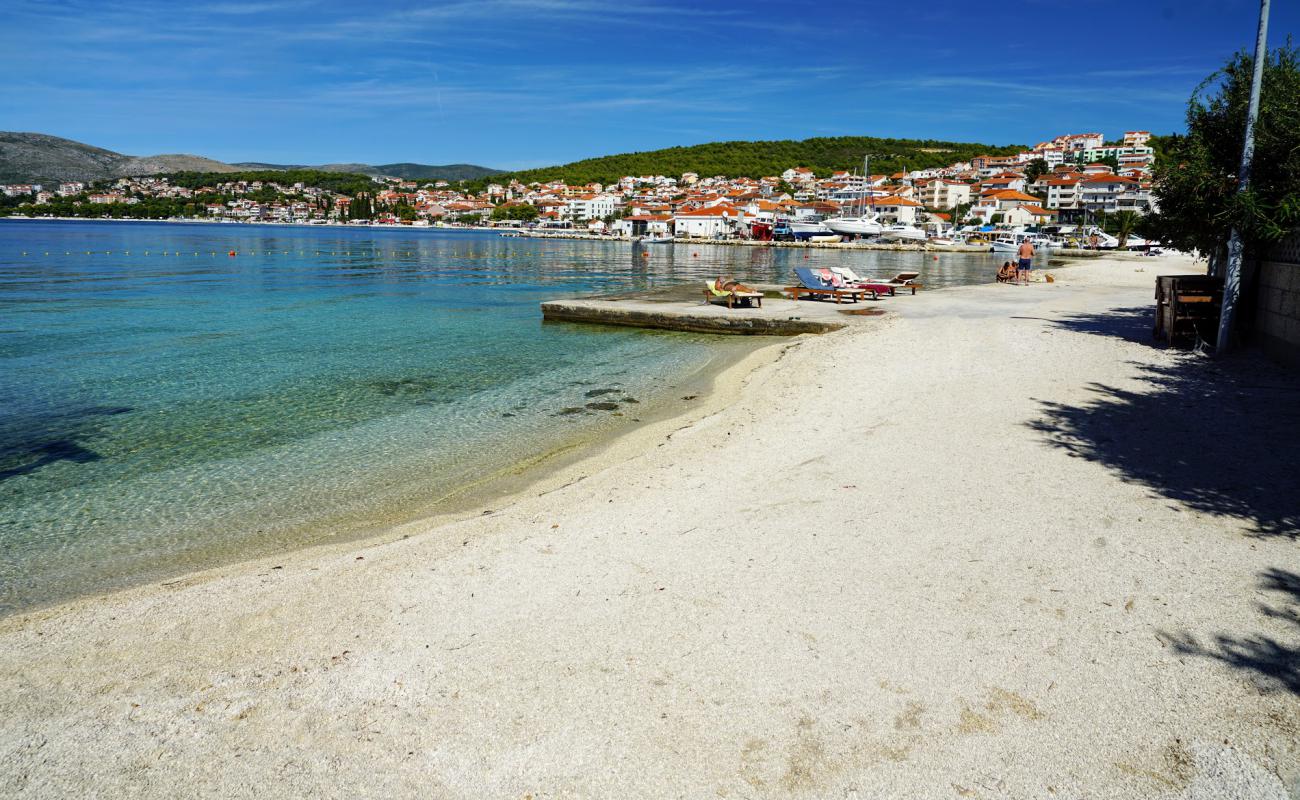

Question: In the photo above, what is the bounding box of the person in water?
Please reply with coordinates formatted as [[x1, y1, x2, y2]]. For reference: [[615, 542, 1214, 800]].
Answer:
[[1017, 239, 1035, 283]]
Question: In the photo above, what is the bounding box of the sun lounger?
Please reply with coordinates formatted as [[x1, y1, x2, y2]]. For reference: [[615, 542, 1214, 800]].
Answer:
[[785, 267, 879, 303], [862, 270, 924, 294], [828, 267, 903, 297], [704, 281, 763, 308]]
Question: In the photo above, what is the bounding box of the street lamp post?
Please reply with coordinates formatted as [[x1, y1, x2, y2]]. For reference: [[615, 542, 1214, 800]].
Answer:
[[1216, 0, 1271, 354]]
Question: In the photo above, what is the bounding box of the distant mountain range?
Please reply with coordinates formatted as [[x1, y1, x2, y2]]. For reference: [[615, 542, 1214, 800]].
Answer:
[[228, 161, 502, 182], [0, 132, 503, 184]]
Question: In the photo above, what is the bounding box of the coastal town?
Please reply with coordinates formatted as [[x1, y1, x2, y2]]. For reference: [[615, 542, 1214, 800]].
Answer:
[[1, 130, 1157, 244], [6, 0, 1300, 791]]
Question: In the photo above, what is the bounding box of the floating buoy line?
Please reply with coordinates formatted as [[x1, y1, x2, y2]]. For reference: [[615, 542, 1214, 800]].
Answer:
[[15, 249, 443, 257]]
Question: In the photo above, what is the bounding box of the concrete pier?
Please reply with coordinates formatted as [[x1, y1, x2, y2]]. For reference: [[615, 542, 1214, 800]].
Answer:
[[540, 285, 891, 335]]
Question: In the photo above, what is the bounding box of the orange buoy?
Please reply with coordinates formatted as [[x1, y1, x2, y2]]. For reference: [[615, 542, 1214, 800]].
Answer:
[[228, 250, 236, 257], [804, 253, 810, 259]]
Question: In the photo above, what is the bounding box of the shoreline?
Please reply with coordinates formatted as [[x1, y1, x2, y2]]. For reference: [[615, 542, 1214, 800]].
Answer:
[[0, 215, 1150, 256], [0, 255, 1136, 618], [5, 254, 1294, 798], [0, 329, 786, 621]]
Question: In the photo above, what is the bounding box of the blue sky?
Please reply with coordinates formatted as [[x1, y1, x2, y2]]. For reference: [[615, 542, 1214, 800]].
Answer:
[[2, 0, 1295, 169]]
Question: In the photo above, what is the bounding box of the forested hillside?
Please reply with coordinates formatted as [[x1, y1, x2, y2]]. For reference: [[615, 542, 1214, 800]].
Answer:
[[467, 135, 1025, 189]]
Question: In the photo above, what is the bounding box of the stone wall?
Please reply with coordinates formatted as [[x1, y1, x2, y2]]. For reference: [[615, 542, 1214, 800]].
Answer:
[[1254, 231, 1300, 367]]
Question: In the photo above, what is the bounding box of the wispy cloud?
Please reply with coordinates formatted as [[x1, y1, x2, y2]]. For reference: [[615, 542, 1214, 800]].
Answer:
[[2, 0, 1256, 164]]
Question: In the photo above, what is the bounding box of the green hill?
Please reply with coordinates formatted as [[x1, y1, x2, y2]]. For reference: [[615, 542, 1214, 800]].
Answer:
[[468, 136, 1026, 190], [230, 161, 503, 182]]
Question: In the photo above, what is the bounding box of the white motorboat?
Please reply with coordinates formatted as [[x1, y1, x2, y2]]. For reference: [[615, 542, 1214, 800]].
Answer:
[[879, 224, 926, 241], [789, 220, 832, 236], [990, 234, 1023, 253], [823, 154, 883, 237], [639, 234, 674, 244], [823, 214, 882, 236]]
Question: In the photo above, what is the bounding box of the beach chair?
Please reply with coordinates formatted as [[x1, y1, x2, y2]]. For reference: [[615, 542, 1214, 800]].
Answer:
[[856, 269, 923, 294], [785, 267, 876, 303], [829, 267, 902, 297], [704, 281, 763, 309]]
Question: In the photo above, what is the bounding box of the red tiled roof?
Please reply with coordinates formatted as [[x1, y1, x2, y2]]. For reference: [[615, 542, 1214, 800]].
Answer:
[[1082, 174, 1138, 185]]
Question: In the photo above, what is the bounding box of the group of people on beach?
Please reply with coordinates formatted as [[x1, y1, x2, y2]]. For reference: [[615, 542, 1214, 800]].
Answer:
[[997, 239, 1036, 284]]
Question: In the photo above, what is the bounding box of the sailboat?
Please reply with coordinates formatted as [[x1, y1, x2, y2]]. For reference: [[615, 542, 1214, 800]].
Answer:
[[823, 155, 882, 237]]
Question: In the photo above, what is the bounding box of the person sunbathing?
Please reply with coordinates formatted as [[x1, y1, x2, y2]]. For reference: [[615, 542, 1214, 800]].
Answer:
[[715, 276, 756, 294]]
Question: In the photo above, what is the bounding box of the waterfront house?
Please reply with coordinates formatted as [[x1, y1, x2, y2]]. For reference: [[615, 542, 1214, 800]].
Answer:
[[872, 195, 922, 225], [672, 204, 743, 238], [615, 214, 672, 237]]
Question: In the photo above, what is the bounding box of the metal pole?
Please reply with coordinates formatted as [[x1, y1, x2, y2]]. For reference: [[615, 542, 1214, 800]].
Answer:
[[1216, 0, 1270, 354]]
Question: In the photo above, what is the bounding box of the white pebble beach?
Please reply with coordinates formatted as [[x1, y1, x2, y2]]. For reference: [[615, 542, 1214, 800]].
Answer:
[[2, 255, 1297, 799]]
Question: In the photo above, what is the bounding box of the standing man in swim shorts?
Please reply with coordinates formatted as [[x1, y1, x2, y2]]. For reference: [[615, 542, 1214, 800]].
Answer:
[[1017, 239, 1035, 284]]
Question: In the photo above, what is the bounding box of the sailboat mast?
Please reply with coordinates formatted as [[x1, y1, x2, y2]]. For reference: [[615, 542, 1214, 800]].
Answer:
[[864, 155, 875, 217]]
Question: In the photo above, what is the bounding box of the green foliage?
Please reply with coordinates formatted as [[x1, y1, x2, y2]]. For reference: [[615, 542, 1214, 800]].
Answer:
[[463, 135, 1023, 192], [1111, 210, 1140, 248], [4, 197, 179, 218], [1024, 158, 1050, 184], [347, 193, 374, 220], [162, 169, 378, 196], [1144, 43, 1300, 256], [490, 203, 539, 222], [372, 163, 504, 182]]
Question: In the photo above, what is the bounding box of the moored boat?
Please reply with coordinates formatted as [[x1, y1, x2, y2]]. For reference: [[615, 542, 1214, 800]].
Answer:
[[879, 224, 926, 241], [823, 214, 882, 237]]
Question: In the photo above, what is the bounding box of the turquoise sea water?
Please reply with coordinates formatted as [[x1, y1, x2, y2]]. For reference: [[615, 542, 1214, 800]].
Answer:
[[0, 220, 1009, 613]]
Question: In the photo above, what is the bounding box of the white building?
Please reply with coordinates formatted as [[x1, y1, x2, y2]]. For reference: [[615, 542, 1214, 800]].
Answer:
[[1123, 130, 1152, 147], [872, 195, 922, 224], [1079, 174, 1142, 214], [915, 179, 972, 210], [1031, 176, 1082, 210], [564, 193, 619, 221], [672, 204, 744, 238]]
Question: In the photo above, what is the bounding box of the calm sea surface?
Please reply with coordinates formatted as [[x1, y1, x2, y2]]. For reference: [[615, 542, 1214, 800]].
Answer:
[[0, 219, 1012, 612]]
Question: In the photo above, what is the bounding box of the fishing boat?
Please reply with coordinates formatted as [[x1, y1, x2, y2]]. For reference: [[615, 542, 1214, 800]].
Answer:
[[639, 234, 674, 244]]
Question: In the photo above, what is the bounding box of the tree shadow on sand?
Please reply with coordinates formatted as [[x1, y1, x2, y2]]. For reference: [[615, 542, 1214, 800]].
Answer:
[[1029, 309, 1300, 539], [1165, 569, 1300, 695], [1036, 305, 1161, 345]]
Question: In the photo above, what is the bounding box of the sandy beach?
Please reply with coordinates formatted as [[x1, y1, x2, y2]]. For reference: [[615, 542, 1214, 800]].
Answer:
[[2, 255, 1297, 798]]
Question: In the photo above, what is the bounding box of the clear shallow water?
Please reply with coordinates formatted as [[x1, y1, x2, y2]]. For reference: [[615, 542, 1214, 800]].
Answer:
[[0, 220, 1009, 612]]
